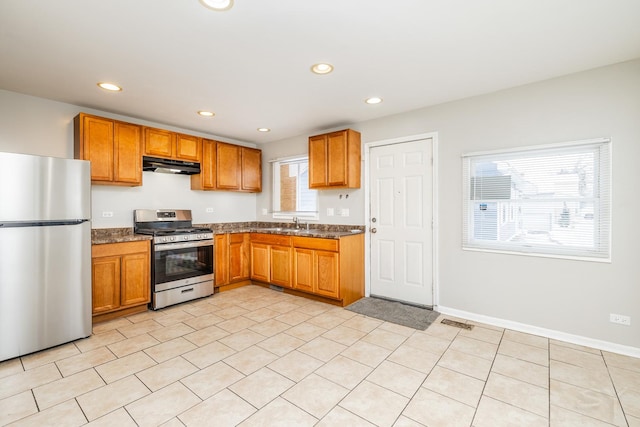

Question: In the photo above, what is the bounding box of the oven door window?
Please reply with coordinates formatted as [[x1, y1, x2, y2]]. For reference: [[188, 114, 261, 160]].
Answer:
[[154, 244, 213, 284]]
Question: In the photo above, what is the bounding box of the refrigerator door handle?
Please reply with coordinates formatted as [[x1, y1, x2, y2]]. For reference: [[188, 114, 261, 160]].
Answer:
[[0, 219, 89, 228]]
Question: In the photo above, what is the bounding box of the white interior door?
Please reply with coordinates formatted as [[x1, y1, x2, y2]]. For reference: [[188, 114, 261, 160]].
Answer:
[[369, 138, 433, 306]]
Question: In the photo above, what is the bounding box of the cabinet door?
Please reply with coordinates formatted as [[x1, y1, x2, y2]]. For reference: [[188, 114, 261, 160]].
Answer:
[[92, 256, 121, 313], [308, 134, 327, 188], [176, 133, 201, 161], [82, 115, 114, 182], [327, 130, 348, 186], [293, 248, 314, 293], [120, 252, 150, 307], [114, 122, 142, 185], [270, 245, 291, 287], [241, 147, 262, 192], [250, 243, 270, 282], [193, 139, 217, 190], [229, 233, 250, 282], [215, 234, 229, 286], [144, 127, 174, 158], [315, 250, 339, 298], [216, 142, 241, 190]]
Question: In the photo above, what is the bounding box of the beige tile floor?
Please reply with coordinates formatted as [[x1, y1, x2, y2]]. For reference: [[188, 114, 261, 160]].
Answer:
[[1, 285, 639, 427]]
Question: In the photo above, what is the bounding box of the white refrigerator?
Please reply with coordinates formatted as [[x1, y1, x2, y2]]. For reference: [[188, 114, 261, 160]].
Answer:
[[0, 152, 92, 362]]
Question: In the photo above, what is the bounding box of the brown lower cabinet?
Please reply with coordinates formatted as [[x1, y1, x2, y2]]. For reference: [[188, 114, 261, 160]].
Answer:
[[250, 233, 364, 306], [91, 240, 150, 322], [250, 234, 292, 288], [293, 247, 339, 299], [216, 233, 250, 288]]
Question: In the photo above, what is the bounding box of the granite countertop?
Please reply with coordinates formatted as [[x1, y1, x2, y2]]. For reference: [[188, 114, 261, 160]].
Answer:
[[92, 223, 365, 244], [200, 222, 366, 239], [91, 228, 152, 245]]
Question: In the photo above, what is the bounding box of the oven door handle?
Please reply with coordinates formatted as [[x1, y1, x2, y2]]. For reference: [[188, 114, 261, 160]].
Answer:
[[155, 240, 213, 252]]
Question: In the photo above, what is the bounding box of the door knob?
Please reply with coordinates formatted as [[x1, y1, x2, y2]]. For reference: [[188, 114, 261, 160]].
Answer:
[[371, 228, 377, 233]]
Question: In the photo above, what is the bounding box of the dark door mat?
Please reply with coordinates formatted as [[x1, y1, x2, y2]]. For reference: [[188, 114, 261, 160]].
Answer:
[[345, 297, 440, 330]]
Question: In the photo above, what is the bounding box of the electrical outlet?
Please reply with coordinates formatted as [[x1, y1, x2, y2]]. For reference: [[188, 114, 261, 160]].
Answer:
[[101, 211, 113, 218], [262, 208, 268, 215], [205, 207, 214, 213], [609, 313, 631, 326], [341, 208, 350, 217]]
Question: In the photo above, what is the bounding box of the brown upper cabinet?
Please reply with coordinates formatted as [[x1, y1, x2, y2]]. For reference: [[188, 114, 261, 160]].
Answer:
[[191, 138, 218, 190], [75, 112, 260, 191], [216, 142, 241, 190], [74, 113, 142, 186], [195, 141, 262, 192], [143, 127, 201, 162], [308, 129, 361, 189], [241, 147, 262, 192]]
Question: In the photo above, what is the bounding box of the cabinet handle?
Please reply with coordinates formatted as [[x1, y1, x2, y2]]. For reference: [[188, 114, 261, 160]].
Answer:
[[371, 228, 377, 233]]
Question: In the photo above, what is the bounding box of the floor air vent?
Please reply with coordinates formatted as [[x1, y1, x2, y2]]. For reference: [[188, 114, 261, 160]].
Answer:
[[441, 319, 474, 330]]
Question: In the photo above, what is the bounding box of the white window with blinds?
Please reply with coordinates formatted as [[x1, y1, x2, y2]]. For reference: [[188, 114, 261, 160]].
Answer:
[[272, 156, 318, 219], [462, 138, 611, 261]]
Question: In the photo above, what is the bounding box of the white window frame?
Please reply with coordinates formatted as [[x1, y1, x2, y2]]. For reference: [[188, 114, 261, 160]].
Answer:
[[271, 155, 319, 220], [462, 138, 611, 262]]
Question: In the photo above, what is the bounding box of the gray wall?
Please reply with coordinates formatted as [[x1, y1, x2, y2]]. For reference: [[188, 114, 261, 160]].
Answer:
[[259, 59, 640, 351], [0, 90, 257, 228]]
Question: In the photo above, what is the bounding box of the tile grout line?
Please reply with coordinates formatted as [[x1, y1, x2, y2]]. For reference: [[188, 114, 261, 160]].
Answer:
[[601, 349, 631, 427]]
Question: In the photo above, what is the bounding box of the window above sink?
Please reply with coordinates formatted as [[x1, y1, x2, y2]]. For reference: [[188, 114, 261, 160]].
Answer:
[[272, 156, 318, 220]]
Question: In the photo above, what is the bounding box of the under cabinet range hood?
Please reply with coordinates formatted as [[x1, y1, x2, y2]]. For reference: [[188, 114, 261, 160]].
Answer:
[[143, 156, 200, 175]]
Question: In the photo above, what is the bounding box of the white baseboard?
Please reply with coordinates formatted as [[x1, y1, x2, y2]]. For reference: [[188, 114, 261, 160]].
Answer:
[[437, 305, 640, 359]]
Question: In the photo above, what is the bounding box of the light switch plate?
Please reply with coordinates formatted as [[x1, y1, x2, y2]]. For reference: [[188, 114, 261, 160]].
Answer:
[[341, 208, 350, 217], [327, 208, 334, 216]]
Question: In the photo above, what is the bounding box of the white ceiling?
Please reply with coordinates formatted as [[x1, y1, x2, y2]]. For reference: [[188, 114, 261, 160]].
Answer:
[[1, 1, 639, 144]]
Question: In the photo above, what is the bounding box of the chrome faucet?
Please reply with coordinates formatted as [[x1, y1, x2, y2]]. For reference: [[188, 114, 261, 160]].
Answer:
[[293, 216, 299, 229]]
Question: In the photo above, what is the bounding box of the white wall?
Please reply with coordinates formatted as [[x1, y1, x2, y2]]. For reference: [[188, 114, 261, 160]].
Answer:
[[259, 59, 640, 351], [0, 90, 257, 228]]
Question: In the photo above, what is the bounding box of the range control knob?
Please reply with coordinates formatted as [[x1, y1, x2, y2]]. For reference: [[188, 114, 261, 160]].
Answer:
[[183, 235, 189, 241]]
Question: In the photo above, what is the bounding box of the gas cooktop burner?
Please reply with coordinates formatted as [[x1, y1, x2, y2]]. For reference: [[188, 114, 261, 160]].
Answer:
[[133, 209, 213, 244]]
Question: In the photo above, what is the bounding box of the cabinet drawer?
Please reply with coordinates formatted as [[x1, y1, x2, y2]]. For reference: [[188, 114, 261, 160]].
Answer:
[[229, 233, 247, 244], [250, 233, 292, 246], [92, 240, 150, 258], [292, 236, 338, 252]]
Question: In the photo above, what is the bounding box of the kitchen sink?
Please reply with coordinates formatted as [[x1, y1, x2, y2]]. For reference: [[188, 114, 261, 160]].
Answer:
[[254, 227, 315, 234]]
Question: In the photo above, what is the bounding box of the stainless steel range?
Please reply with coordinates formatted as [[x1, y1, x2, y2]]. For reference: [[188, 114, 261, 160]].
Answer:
[[134, 209, 214, 310]]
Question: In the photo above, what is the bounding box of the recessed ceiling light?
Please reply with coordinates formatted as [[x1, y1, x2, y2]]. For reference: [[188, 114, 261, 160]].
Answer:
[[257, 128, 271, 132], [97, 82, 122, 92], [311, 63, 334, 75], [197, 111, 215, 117], [365, 97, 383, 104], [199, 0, 234, 11]]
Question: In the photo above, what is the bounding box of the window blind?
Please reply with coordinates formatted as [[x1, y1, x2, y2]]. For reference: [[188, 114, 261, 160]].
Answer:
[[462, 138, 610, 261]]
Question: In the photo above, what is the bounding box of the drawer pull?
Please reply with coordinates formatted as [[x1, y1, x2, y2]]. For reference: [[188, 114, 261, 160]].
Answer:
[[181, 288, 194, 293]]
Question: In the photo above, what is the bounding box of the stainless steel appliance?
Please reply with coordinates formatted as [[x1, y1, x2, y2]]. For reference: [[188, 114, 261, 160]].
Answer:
[[134, 209, 214, 309], [0, 152, 92, 362]]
